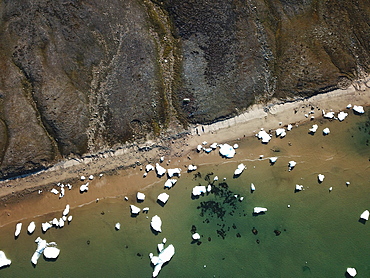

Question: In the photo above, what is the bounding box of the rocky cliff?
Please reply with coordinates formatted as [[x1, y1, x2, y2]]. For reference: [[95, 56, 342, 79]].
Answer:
[[0, 0, 369, 179]]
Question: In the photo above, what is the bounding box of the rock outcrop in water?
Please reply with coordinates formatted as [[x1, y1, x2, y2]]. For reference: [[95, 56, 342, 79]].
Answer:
[[0, 0, 369, 178]]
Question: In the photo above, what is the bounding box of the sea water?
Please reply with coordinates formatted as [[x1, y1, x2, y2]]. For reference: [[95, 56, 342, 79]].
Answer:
[[0, 109, 369, 277]]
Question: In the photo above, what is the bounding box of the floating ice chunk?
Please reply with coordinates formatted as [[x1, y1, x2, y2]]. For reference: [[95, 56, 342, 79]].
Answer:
[[210, 142, 218, 149], [59, 218, 65, 228], [51, 188, 59, 195], [130, 205, 141, 215], [295, 184, 303, 191], [275, 128, 286, 138], [288, 161, 296, 171], [192, 233, 200, 240], [323, 111, 335, 119], [353, 105, 364, 114], [28, 222, 36, 234], [250, 183, 256, 191], [309, 124, 318, 133], [137, 192, 146, 201], [157, 193, 169, 204], [239, 196, 244, 201], [233, 143, 239, 149], [318, 174, 325, 183], [151, 215, 162, 232], [63, 204, 70, 216], [31, 237, 47, 265], [256, 129, 271, 143], [157, 243, 164, 253], [254, 207, 267, 214], [80, 176, 86, 181], [143, 207, 150, 213], [155, 163, 166, 177], [167, 168, 181, 178], [188, 164, 197, 172], [219, 144, 236, 158], [42, 222, 52, 232], [346, 267, 357, 277], [115, 223, 121, 230], [150, 244, 175, 278], [329, 187, 333, 192], [269, 157, 278, 164], [0, 251, 11, 268], [360, 210, 369, 221], [15, 223, 22, 237], [62, 216, 67, 222], [287, 124, 293, 131], [43, 246, 60, 259], [52, 218, 59, 226], [80, 182, 89, 193], [67, 215, 73, 222], [164, 179, 177, 189], [346, 181, 350, 186], [214, 176, 218, 181], [337, 111, 348, 121], [196, 145, 203, 152], [207, 184, 212, 192], [146, 164, 154, 172], [192, 185, 207, 196], [234, 163, 246, 176], [322, 128, 330, 135]]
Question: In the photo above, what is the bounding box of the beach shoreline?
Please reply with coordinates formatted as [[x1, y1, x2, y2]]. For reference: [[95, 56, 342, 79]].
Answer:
[[0, 84, 369, 227]]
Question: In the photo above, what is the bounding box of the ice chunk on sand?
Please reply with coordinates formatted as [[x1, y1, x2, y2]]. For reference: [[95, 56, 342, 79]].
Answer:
[[322, 128, 330, 135], [164, 179, 177, 189], [157, 193, 169, 204], [323, 111, 335, 119], [353, 105, 364, 114], [51, 188, 59, 195], [318, 174, 325, 183], [42, 222, 52, 232], [80, 182, 89, 193], [188, 164, 197, 172], [210, 142, 218, 149], [309, 124, 318, 133], [337, 111, 348, 121], [256, 129, 271, 143], [52, 218, 59, 226], [28, 221, 36, 234], [130, 205, 141, 215], [59, 187, 65, 198], [192, 233, 200, 240], [31, 237, 47, 265], [89, 175, 94, 180], [167, 168, 181, 178], [287, 124, 293, 131], [192, 185, 207, 196], [43, 246, 60, 259], [346, 267, 357, 277], [254, 207, 267, 214], [346, 104, 352, 109], [155, 163, 166, 177], [15, 223, 22, 237], [288, 161, 296, 171], [360, 210, 369, 221], [59, 218, 65, 228], [275, 128, 286, 138], [63, 204, 70, 216], [67, 215, 73, 222], [295, 184, 303, 191], [150, 243, 175, 278], [151, 215, 162, 232], [80, 176, 86, 181], [219, 144, 236, 158], [269, 157, 278, 164], [233, 143, 239, 149], [234, 163, 246, 176], [0, 251, 11, 268], [115, 223, 121, 230], [196, 145, 203, 152], [146, 164, 154, 172], [137, 192, 146, 201]]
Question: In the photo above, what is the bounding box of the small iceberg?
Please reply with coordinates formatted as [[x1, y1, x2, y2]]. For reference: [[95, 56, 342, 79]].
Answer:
[[31, 237, 48, 265], [322, 128, 330, 135], [63, 204, 70, 216], [288, 161, 296, 171], [155, 163, 166, 177], [0, 251, 11, 268], [287, 124, 293, 131], [196, 145, 203, 152], [318, 174, 325, 183], [28, 221, 36, 234], [157, 193, 169, 204], [167, 168, 181, 178], [80, 182, 89, 193], [219, 144, 236, 158], [353, 105, 364, 114], [360, 210, 369, 221], [233, 143, 239, 149], [192, 185, 207, 196], [269, 157, 278, 164], [164, 179, 177, 189], [256, 129, 271, 143], [210, 142, 218, 149], [254, 207, 267, 214], [337, 111, 348, 121], [275, 128, 286, 138], [137, 192, 146, 201], [323, 111, 335, 119], [115, 223, 121, 230], [234, 163, 246, 176], [192, 233, 200, 240], [309, 124, 318, 133], [42, 222, 52, 232], [89, 175, 94, 180], [50, 188, 59, 195], [151, 215, 162, 233], [187, 164, 197, 172], [15, 223, 22, 237], [80, 175, 86, 181], [250, 183, 256, 191], [130, 205, 141, 215], [295, 184, 303, 191], [43, 245, 60, 260], [146, 164, 155, 172], [346, 267, 357, 277], [150, 241, 175, 278]]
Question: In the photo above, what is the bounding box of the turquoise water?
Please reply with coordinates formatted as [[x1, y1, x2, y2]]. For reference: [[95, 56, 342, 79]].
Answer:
[[0, 109, 369, 277]]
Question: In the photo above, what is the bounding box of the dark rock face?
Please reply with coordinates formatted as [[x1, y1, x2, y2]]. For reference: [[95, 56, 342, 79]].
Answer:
[[0, 0, 369, 178]]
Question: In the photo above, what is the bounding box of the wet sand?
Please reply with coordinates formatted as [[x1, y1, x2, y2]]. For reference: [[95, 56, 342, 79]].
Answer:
[[0, 85, 369, 229]]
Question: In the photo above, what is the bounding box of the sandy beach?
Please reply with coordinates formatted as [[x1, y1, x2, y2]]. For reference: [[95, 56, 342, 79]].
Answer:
[[0, 84, 369, 228]]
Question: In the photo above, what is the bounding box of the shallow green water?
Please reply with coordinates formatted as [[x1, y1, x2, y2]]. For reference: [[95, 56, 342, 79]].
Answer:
[[0, 109, 369, 277]]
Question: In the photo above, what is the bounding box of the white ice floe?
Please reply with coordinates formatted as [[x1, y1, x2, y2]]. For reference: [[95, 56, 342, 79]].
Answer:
[[146, 164, 154, 172], [31, 237, 48, 265], [63, 204, 70, 216], [337, 111, 348, 121], [275, 128, 286, 138], [346, 267, 357, 277], [207, 184, 212, 192], [254, 207, 267, 214], [67, 215, 73, 222], [164, 179, 177, 189], [143, 207, 150, 213], [157, 193, 170, 204], [208, 142, 217, 149], [233, 143, 239, 149], [188, 164, 197, 172], [287, 124, 293, 131], [155, 163, 166, 177], [360, 210, 369, 221], [323, 111, 335, 119], [288, 161, 296, 171], [219, 144, 236, 158], [353, 105, 364, 114], [202, 141, 207, 145], [43, 246, 60, 259], [309, 124, 318, 133], [89, 175, 94, 180], [329, 187, 333, 192], [250, 183, 256, 191], [203, 148, 213, 153], [318, 174, 325, 183], [130, 205, 141, 215], [295, 184, 303, 191], [151, 215, 162, 232], [51, 188, 59, 195], [52, 218, 59, 227], [269, 157, 278, 164], [80, 176, 86, 181], [62, 216, 67, 222], [157, 243, 164, 253], [150, 242, 175, 278], [0, 251, 11, 268], [15, 223, 22, 237], [192, 185, 207, 196], [79, 182, 89, 193], [42, 222, 52, 232], [192, 233, 200, 240], [214, 176, 219, 181], [256, 129, 271, 143], [115, 223, 121, 230], [234, 163, 246, 176], [167, 168, 181, 178], [28, 221, 36, 234], [196, 145, 203, 152], [59, 218, 65, 228], [346, 104, 352, 109], [137, 192, 146, 201], [322, 128, 330, 135]]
